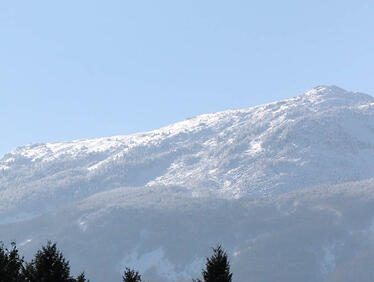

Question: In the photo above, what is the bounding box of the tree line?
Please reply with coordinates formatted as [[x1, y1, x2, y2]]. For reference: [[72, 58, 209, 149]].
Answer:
[[0, 241, 232, 282]]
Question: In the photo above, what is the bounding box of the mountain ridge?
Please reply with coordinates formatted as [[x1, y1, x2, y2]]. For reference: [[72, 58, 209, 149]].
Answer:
[[1, 85, 374, 221], [2, 85, 373, 164]]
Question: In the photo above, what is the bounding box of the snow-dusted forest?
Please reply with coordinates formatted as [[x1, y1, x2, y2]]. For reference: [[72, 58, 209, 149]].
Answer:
[[2, 86, 374, 281]]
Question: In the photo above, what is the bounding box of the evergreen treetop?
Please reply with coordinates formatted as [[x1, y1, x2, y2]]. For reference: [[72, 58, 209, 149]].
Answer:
[[193, 245, 233, 282], [23, 241, 88, 282], [0, 242, 24, 282], [122, 267, 142, 282]]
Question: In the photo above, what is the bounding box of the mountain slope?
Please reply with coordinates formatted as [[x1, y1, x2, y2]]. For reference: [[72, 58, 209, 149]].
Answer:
[[2, 179, 374, 282], [2, 86, 374, 281], [1, 86, 374, 222]]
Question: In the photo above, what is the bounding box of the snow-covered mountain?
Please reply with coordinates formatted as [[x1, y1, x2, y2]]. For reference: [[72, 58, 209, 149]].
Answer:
[[1, 86, 374, 221], [1, 85, 374, 281]]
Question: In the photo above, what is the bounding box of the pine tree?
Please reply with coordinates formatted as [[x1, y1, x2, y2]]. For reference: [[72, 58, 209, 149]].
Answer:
[[75, 272, 89, 282], [23, 241, 88, 282], [122, 267, 142, 282], [0, 242, 25, 282], [193, 245, 233, 282]]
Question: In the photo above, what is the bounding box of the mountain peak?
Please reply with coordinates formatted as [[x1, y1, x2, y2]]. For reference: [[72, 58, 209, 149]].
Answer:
[[299, 85, 374, 108], [309, 85, 346, 93]]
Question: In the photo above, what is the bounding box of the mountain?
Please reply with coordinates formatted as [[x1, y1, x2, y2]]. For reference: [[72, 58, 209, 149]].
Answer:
[[1, 85, 374, 221], [1, 86, 374, 281], [2, 179, 374, 282]]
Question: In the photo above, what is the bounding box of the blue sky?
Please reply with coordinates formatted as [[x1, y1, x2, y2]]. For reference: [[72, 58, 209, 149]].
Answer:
[[1, 1, 373, 157]]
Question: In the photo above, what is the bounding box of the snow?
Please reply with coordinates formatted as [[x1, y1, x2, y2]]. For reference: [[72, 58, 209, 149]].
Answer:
[[119, 247, 204, 281], [2, 85, 374, 281], [19, 239, 32, 247], [1, 85, 374, 219], [320, 245, 336, 276], [2, 174, 374, 281]]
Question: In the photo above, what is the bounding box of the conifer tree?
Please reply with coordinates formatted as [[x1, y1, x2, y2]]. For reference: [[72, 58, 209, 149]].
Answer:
[[122, 267, 142, 282], [193, 245, 233, 282], [0, 242, 24, 282], [23, 241, 88, 282], [75, 272, 89, 282]]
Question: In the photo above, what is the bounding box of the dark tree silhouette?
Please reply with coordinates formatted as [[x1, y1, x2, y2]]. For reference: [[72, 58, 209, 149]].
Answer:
[[193, 245, 233, 282], [122, 267, 142, 282], [0, 242, 24, 282], [75, 272, 89, 282], [23, 241, 88, 282]]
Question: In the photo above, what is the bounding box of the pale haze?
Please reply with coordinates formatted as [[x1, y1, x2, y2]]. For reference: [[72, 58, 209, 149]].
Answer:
[[1, 0, 373, 156]]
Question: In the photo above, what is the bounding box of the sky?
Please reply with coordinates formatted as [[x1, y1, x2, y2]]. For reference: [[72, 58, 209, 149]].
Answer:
[[1, 0, 374, 157]]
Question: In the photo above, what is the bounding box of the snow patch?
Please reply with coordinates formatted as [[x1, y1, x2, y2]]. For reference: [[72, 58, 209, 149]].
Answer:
[[320, 245, 336, 276], [19, 239, 32, 247], [119, 247, 202, 281]]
